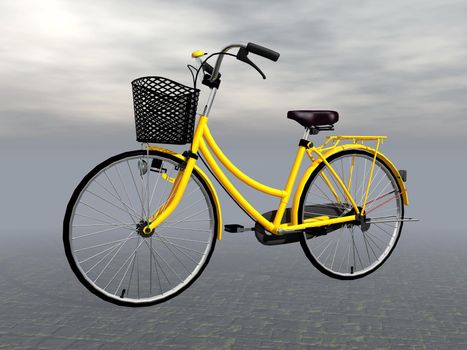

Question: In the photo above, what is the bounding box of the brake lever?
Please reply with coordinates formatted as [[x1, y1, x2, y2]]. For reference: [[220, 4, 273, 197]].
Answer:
[[236, 47, 266, 79]]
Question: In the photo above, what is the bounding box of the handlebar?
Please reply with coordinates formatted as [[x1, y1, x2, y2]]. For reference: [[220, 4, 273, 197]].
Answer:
[[245, 42, 280, 62], [209, 42, 280, 82]]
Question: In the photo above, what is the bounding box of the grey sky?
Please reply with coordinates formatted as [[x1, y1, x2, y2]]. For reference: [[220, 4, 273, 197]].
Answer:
[[1, 0, 467, 144], [0, 3, 465, 337], [0, 0, 465, 234]]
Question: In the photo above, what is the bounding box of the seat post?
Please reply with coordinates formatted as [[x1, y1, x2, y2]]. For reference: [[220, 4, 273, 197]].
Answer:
[[303, 128, 310, 140]]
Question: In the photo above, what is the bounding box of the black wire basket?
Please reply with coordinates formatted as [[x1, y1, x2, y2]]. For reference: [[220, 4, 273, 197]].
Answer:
[[131, 76, 200, 144]]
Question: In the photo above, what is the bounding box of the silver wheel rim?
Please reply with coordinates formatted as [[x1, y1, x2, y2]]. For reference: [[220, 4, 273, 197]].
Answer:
[[302, 153, 403, 277], [67, 153, 215, 304]]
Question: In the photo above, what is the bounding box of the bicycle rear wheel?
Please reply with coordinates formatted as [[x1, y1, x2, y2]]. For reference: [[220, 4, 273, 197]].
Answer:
[[298, 150, 404, 279], [63, 150, 218, 306]]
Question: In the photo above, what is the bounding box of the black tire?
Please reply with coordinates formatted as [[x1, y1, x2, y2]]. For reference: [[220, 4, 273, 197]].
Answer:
[[63, 150, 219, 306], [298, 149, 404, 280]]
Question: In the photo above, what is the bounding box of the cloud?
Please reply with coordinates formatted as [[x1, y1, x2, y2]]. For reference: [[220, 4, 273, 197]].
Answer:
[[1, 0, 466, 145]]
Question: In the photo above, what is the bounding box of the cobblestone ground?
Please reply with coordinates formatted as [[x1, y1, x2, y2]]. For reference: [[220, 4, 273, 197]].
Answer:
[[0, 228, 466, 349]]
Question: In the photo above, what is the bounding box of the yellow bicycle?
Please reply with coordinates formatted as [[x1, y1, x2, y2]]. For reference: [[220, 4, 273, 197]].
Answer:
[[63, 43, 413, 307]]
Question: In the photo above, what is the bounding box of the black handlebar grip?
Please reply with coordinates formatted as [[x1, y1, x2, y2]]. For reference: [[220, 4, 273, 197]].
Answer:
[[246, 42, 280, 62]]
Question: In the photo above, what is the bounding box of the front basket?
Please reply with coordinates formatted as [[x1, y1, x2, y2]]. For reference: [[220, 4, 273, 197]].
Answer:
[[132, 76, 200, 144]]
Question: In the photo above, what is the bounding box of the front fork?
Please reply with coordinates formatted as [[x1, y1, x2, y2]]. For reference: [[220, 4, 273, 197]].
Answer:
[[142, 114, 209, 236], [142, 156, 197, 235]]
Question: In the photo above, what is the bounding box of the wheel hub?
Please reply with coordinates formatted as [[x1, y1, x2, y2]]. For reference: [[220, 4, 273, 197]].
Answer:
[[344, 206, 371, 232], [359, 214, 371, 232], [136, 220, 154, 237]]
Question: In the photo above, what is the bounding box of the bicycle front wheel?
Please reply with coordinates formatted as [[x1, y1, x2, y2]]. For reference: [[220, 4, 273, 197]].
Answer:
[[63, 150, 218, 306], [298, 150, 404, 279]]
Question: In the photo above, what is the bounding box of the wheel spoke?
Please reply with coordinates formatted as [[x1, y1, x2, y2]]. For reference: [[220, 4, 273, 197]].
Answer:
[[94, 233, 135, 283], [372, 223, 395, 238], [156, 236, 200, 265], [144, 239, 171, 288], [366, 192, 401, 214], [157, 226, 211, 233], [167, 197, 205, 222], [365, 167, 385, 202], [330, 231, 340, 270], [156, 236, 192, 274], [79, 201, 133, 229], [65, 152, 217, 305], [156, 236, 206, 256], [73, 222, 134, 227], [115, 253, 136, 295], [362, 231, 373, 263], [362, 231, 380, 260], [361, 161, 380, 206], [163, 208, 209, 229], [145, 240, 184, 283], [324, 167, 348, 205], [74, 213, 121, 226], [104, 239, 145, 289], [85, 243, 121, 274], [148, 161, 163, 210], [73, 223, 132, 240], [125, 245, 138, 296], [95, 177, 141, 222], [114, 166, 137, 220], [314, 182, 340, 208], [79, 242, 120, 265], [74, 235, 137, 253], [365, 190, 396, 207], [358, 157, 368, 205], [156, 234, 209, 244], [126, 160, 145, 218], [316, 236, 338, 259], [300, 152, 403, 278]]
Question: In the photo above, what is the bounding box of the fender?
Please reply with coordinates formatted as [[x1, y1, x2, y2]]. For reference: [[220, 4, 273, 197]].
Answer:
[[148, 146, 223, 240], [291, 143, 409, 225]]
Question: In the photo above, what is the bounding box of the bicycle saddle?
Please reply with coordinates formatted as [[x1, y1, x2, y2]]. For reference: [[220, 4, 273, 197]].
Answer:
[[287, 110, 339, 128]]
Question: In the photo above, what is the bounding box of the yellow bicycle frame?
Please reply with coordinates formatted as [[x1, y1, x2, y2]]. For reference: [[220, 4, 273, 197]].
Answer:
[[144, 115, 408, 237]]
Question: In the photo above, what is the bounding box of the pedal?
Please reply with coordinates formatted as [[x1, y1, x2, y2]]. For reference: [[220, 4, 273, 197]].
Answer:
[[224, 224, 246, 233]]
